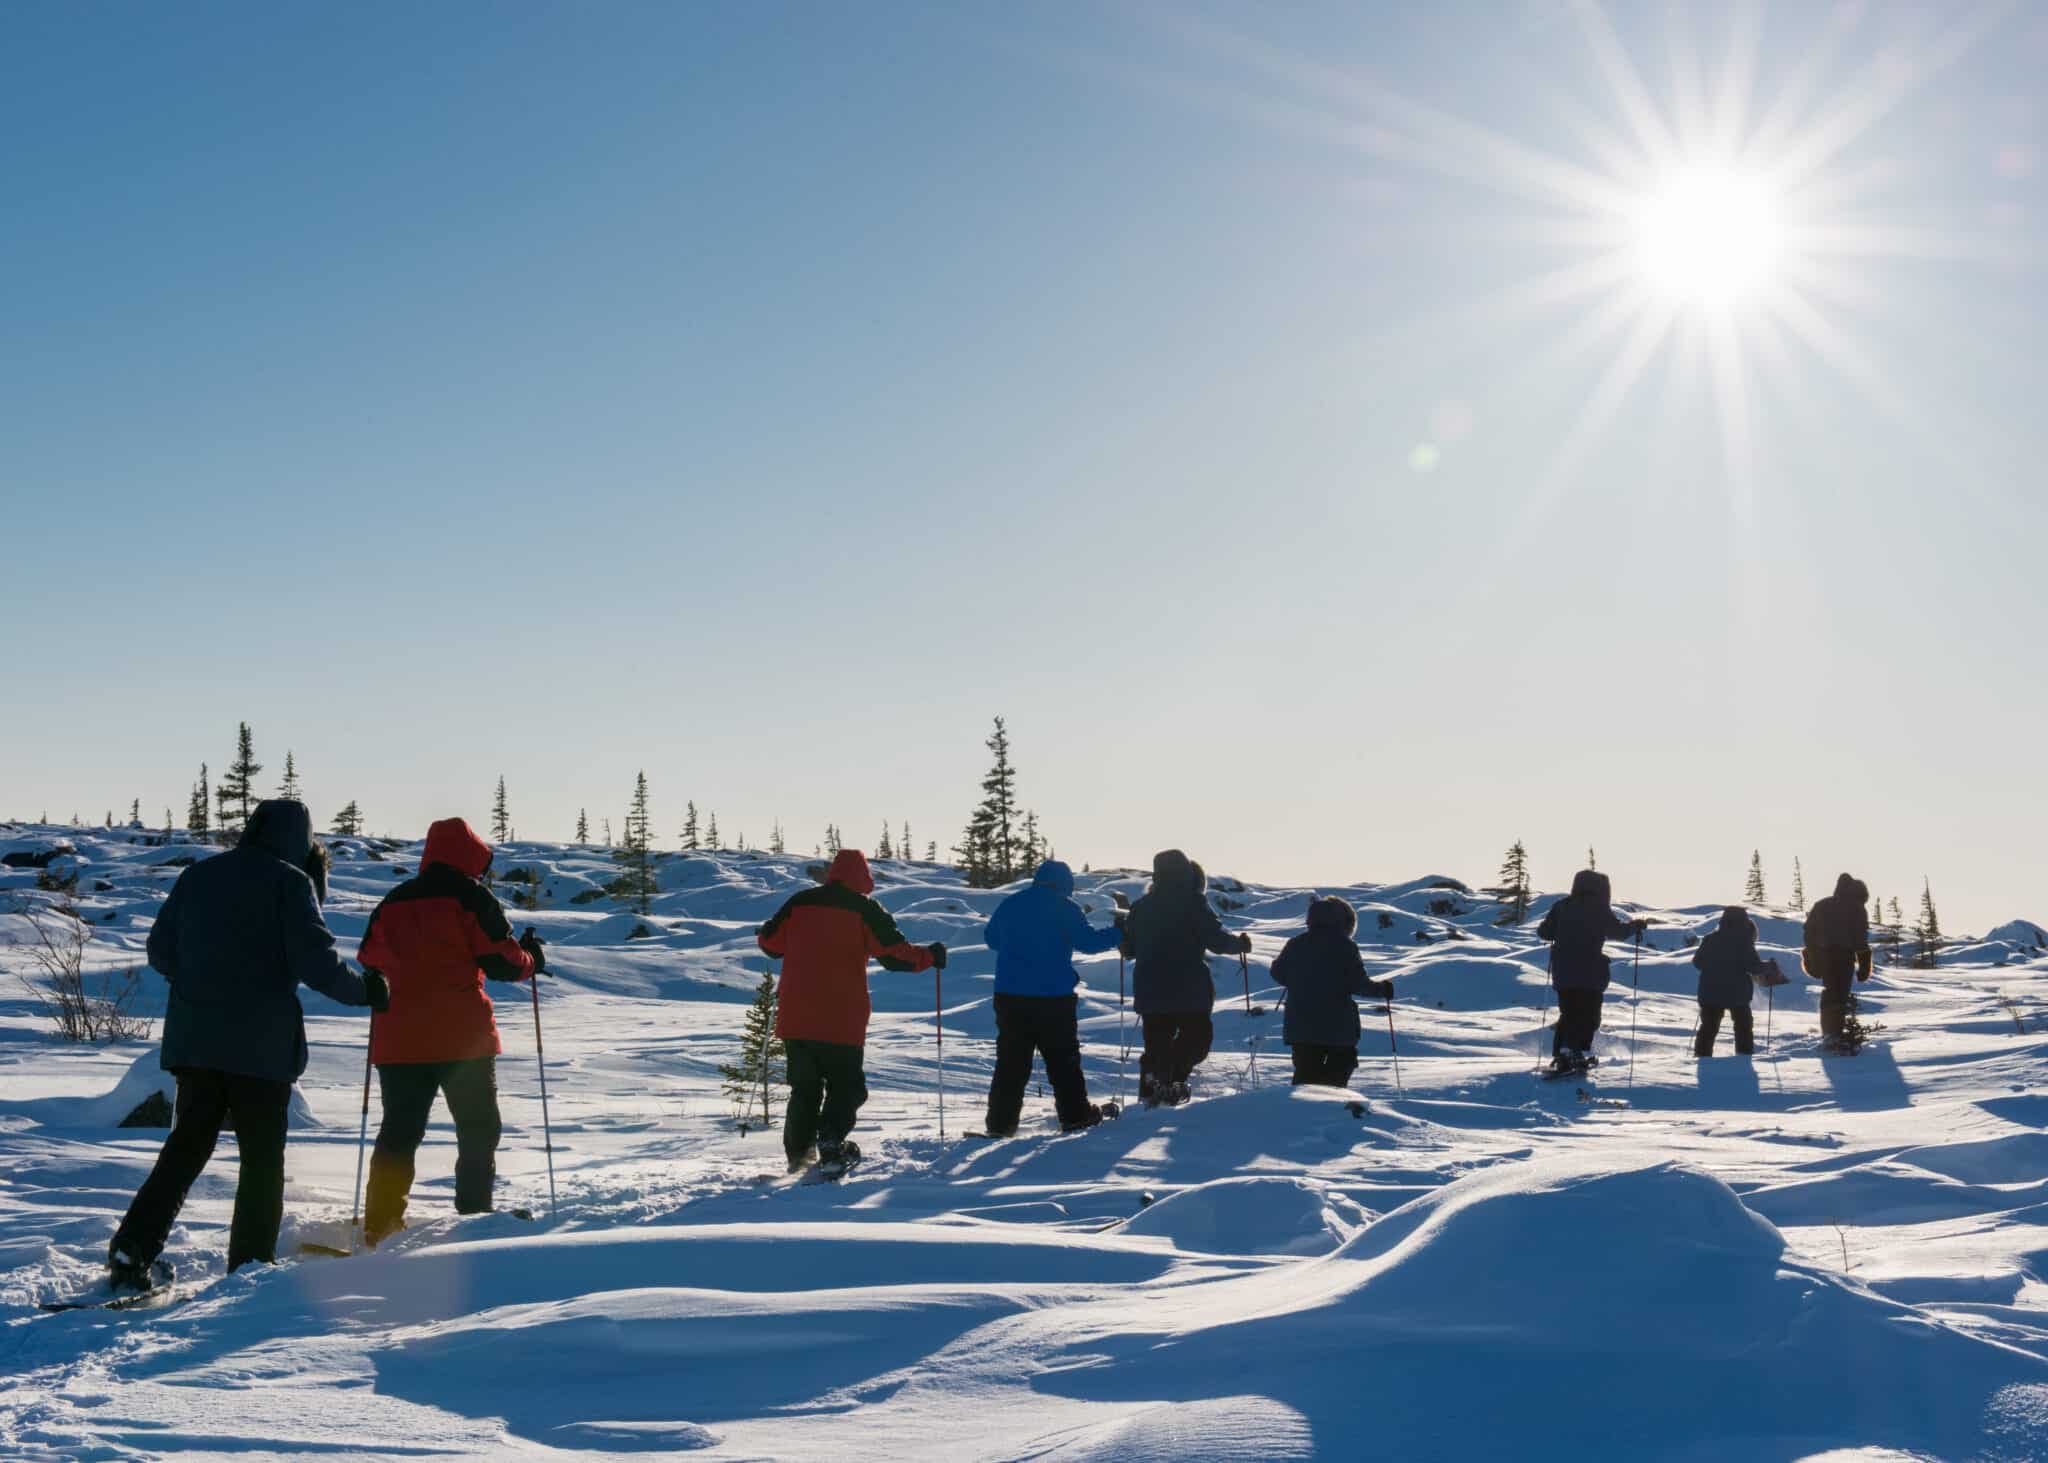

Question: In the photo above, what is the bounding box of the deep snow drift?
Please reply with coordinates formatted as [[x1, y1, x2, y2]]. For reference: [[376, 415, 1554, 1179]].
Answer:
[[4, 825, 2048, 1460]]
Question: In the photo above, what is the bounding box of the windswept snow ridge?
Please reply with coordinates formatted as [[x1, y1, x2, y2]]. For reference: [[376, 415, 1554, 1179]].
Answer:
[[3, 825, 2048, 1459]]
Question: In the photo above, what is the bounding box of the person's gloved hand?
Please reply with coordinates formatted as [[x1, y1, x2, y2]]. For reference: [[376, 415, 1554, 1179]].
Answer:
[[1237, 933, 1254, 955], [1369, 978, 1395, 1000], [363, 970, 392, 1014], [928, 941, 948, 970], [519, 927, 548, 976]]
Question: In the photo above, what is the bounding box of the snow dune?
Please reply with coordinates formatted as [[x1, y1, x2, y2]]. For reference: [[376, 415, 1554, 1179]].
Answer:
[[4, 826, 2048, 1459]]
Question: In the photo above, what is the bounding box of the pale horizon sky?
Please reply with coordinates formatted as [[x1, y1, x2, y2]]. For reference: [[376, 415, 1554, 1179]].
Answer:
[[4, 3, 2042, 932]]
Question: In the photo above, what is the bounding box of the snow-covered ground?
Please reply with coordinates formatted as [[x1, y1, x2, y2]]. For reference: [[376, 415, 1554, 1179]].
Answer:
[[5, 825, 2048, 1460]]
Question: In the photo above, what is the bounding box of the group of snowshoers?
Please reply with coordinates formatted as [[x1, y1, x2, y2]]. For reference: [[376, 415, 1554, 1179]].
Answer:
[[98, 804, 1880, 1296]]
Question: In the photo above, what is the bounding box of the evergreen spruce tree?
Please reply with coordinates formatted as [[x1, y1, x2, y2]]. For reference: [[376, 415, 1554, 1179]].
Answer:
[[682, 802, 700, 850], [1915, 879, 1943, 968], [1587, 846, 1596, 871], [824, 824, 842, 856], [706, 812, 720, 850], [217, 723, 261, 836], [129, 798, 141, 825], [876, 823, 894, 859], [575, 808, 589, 844], [719, 971, 786, 1131], [614, 772, 656, 914], [769, 820, 786, 855], [603, 817, 614, 847], [278, 750, 302, 802], [1017, 810, 1043, 880], [163, 807, 173, 832], [186, 764, 210, 836], [1744, 851, 1767, 906], [330, 801, 364, 836], [1492, 840, 1532, 925], [491, 777, 511, 844], [964, 717, 1024, 889], [901, 822, 912, 863], [926, 840, 937, 862], [1791, 858, 1807, 913]]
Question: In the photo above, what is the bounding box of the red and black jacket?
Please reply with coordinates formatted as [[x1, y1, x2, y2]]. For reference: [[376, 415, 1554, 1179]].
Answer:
[[360, 817, 533, 1065], [759, 849, 933, 1047]]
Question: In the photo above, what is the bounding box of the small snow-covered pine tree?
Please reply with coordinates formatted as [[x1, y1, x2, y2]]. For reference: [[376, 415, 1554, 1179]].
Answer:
[[187, 764, 210, 836], [1744, 851, 1766, 906], [278, 751, 302, 802], [330, 801, 363, 836], [719, 971, 785, 1131], [217, 723, 261, 836], [1915, 880, 1943, 968], [824, 824, 842, 856], [1493, 841, 1532, 925], [925, 840, 937, 862], [491, 777, 511, 844], [681, 802, 700, 850], [769, 820, 786, 855], [614, 772, 656, 914], [1791, 858, 1806, 913], [1586, 846, 1596, 871], [876, 824, 894, 860], [706, 812, 720, 850], [129, 798, 140, 825], [575, 808, 589, 844]]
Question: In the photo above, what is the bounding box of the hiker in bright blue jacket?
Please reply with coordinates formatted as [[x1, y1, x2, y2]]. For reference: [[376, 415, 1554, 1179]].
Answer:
[[982, 860, 1124, 1136]]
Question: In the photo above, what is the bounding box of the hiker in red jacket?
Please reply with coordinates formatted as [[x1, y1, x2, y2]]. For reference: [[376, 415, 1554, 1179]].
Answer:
[[358, 817, 542, 1242], [757, 849, 943, 1173]]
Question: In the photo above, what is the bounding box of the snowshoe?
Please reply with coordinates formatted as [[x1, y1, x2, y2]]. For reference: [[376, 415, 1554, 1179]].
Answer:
[[107, 1250, 171, 1296], [1060, 1104, 1108, 1135], [814, 1139, 861, 1181]]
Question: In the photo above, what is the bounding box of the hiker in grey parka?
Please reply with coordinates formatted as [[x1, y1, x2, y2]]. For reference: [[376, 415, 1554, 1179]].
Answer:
[[1535, 869, 1647, 1072], [1270, 895, 1394, 1087], [1692, 906, 1766, 1056], [109, 800, 388, 1290]]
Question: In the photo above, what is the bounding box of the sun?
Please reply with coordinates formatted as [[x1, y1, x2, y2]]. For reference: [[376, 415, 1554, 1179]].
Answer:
[[1633, 165, 1784, 307]]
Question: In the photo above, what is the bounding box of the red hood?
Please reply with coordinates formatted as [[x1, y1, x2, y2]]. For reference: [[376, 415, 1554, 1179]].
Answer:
[[825, 848, 874, 895], [422, 818, 493, 879]]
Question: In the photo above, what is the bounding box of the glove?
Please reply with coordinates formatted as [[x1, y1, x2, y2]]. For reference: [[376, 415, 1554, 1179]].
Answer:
[[928, 941, 948, 970], [1237, 933, 1254, 955], [1112, 910, 1129, 930], [363, 969, 392, 1014], [1369, 978, 1395, 1000], [519, 928, 548, 976]]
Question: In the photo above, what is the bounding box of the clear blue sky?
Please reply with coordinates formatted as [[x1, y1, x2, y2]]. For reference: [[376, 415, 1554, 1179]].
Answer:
[[4, 3, 2042, 930]]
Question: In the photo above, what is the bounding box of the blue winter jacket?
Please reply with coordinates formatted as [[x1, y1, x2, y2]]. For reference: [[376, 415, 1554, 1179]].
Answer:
[[985, 861, 1124, 998], [148, 799, 372, 1084]]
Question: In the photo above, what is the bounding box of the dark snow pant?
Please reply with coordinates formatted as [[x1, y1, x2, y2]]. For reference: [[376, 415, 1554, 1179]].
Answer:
[[112, 1068, 291, 1273], [1695, 1002, 1755, 1056], [986, 994, 1092, 1133], [1809, 950, 1860, 1041], [1290, 1044, 1358, 1088], [365, 1058, 501, 1241], [785, 1039, 868, 1163], [1552, 988, 1604, 1056], [1139, 1012, 1213, 1098]]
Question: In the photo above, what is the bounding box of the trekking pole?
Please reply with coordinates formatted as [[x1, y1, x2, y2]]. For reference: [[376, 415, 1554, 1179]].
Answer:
[[525, 932, 558, 1220], [935, 961, 945, 1140], [1626, 930, 1642, 1092], [1385, 992, 1404, 1096], [1536, 948, 1553, 1074], [350, 1014, 373, 1248], [1242, 950, 1253, 1015], [1117, 951, 1129, 1112]]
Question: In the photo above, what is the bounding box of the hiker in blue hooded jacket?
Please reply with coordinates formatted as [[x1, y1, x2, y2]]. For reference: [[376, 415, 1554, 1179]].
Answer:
[[982, 860, 1124, 1135]]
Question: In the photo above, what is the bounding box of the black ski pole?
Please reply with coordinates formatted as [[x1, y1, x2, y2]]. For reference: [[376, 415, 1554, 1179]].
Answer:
[[1240, 949, 1265, 1016], [1117, 950, 1129, 1112], [935, 959, 945, 1141], [1385, 991, 1403, 1096], [525, 928, 558, 1219], [351, 1014, 373, 1249], [1626, 929, 1642, 1092], [1536, 948, 1553, 1074]]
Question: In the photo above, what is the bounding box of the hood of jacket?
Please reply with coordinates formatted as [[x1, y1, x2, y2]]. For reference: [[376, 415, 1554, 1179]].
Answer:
[[1719, 906, 1755, 938], [1150, 849, 1197, 895], [1834, 872, 1868, 905], [826, 848, 875, 895], [1570, 868, 1612, 905], [422, 817, 493, 879], [1306, 895, 1358, 937], [241, 799, 314, 867], [1032, 860, 1075, 897]]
